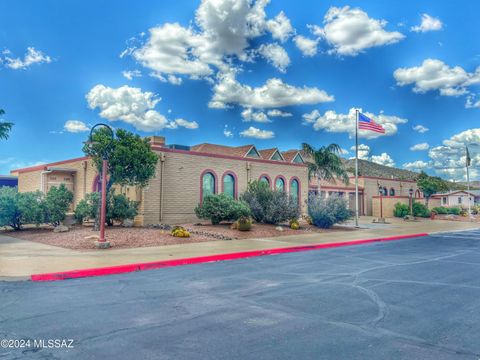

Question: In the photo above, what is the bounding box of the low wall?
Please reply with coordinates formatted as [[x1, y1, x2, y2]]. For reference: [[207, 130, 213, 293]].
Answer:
[[372, 196, 441, 218]]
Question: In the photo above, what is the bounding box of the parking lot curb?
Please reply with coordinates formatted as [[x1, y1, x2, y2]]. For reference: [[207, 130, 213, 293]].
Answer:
[[30, 232, 429, 282]]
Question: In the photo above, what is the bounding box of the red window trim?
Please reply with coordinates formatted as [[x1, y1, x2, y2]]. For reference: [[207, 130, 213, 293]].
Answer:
[[199, 169, 218, 203], [221, 171, 238, 199]]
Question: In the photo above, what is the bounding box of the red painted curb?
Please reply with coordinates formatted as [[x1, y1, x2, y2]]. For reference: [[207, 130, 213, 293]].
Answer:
[[30, 233, 429, 282]]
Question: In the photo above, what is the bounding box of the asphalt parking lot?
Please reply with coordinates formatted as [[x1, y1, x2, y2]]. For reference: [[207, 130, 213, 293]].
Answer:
[[2, 229, 480, 359]]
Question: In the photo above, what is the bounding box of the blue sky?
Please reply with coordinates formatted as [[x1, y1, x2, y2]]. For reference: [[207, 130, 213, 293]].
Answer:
[[0, 0, 479, 180]]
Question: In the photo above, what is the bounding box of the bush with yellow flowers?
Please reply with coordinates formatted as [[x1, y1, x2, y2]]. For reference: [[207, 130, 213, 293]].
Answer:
[[171, 226, 190, 238], [289, 219, 300, 230]]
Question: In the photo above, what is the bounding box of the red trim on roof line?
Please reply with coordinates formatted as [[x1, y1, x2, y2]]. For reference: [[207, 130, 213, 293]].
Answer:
[[349, 175, 417, 182], [152, 146, 306, 167], [11, 157, 90, 174]]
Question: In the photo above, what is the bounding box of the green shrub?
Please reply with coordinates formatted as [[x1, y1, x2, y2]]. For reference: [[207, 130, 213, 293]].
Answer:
[[195, 194, 251, 225], [0, 187, 45, 230], [393, 203, 409, 218], [240, 180, 299, 224], [74, 191, 138, 225], [447, 207, 461, 215], [432, 206, 448, 215], [412, 202, 430, 217], [45, 184, 74, 226], [308, 194, 353, 229]]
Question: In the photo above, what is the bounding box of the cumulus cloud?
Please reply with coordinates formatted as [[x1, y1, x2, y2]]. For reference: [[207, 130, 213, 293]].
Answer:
[[370, 152, 395, 167], [403, 160, 430, 171], [266, 11, 295, 42], [267, 109, 292, 117], [122, 70, 142, 80], [466, 95, 480, 109], [2, 47, 52, 70], [410, 142, 430, 151], [303, 108, 407, 139], [86, 84, 197, 132], [394, 59, 480, 96], [413, 124, 429, 133], [258, 43, 290, 72], [165, 118, 199, 129], [411, 14, 443, 33], [240, 126, 274, 139], [428, 128, 480, 180], [223, 125, 233, 138], [310, 6, 404, 56], [350, 144, 370, 160], [64, 120, 90, 133], [294, 35, 318, 57], [241, 108, 271, 123], [210, 72, 334, 109]]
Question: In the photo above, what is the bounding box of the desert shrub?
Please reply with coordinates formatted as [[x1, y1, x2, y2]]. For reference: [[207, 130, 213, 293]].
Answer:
[[74, 191, 138, 225], [472, 205, 480, 215], [195, 194, 251, 225], [236, 216, 252, 231], [459, 208, 469, 217], [289, 218, 300, 230], [240, 180, 299, 224], [44, 184, 74, 226], [308, 194, 353, 229], [0, 187, 45, 230], [447, 207, 461, 215], [412, 202, 430, 217], [171, 226, 190, 238], [432, 206, 448, 215], [393, 203, 409, 218]]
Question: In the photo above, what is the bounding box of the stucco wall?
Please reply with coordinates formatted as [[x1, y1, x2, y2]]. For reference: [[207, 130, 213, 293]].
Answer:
[[140, 149, 309, 225]]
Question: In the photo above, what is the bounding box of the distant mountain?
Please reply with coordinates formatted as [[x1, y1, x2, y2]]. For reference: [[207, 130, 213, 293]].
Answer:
[[343, 159, 419, 181]]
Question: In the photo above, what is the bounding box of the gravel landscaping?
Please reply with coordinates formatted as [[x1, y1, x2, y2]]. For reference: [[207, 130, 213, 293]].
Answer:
[[2, 221, 354, 250]]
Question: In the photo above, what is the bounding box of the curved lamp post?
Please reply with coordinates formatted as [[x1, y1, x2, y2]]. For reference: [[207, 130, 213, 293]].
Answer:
[[84, 123, 114, 249], [409, 188, 414, 216]]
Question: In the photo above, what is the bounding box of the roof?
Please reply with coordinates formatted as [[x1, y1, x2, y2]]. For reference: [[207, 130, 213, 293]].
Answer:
[[281, 150, 301, 162], [258, 148, 284, 161], [0, 175, 18, 180], [190, 143, 255, 158], [432, 190, 480, 197]]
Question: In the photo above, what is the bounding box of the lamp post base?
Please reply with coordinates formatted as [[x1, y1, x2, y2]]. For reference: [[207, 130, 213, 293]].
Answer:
[[95, 241, 111, 249]]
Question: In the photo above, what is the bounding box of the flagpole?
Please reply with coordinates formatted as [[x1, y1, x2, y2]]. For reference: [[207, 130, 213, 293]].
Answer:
[[355, 109, 359, 228], [466, 146, 471, 218]]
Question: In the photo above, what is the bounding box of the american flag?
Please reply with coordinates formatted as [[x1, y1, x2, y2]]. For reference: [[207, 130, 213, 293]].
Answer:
[[358, 112, 385, 134]]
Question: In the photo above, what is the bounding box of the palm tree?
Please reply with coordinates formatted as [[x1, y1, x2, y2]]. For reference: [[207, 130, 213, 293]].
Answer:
[[0, 109, 14, 140], [301, 143, 349, 195]]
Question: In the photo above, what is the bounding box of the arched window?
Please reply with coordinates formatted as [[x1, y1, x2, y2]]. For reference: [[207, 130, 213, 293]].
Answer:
[[223, 173, 235, 199], [259, 175, 270, 186], [290, 178, 300, 205], [389, 188, 395, 196], [415, 189, 421, 198], [275, 177, 285, 191], [202, 172, 216, 200]]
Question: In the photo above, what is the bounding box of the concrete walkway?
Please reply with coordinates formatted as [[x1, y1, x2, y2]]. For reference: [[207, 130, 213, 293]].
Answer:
[[1, 217, 479, 279]]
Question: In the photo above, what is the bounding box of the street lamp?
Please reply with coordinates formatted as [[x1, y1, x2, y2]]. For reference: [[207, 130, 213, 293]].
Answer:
[[409, 188, 414, 216], [84, 123, 114, 249], [378, 185, 385, 223]]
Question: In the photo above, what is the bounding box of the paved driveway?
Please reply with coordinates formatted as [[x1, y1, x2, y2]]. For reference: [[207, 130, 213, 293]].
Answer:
[[2, 230, 480, 359]]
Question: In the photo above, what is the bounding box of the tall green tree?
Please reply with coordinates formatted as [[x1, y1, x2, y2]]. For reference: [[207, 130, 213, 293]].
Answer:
[[0, 109, 14, 140], [416, 171, 450, 206], [82, 127, 158, 229], [301, 143, 349, 194]]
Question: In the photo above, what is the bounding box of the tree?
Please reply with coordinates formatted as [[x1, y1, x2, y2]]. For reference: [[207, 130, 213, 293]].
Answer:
[[45, 184, 74, 226], [416, 171, 449, 206], [82, 128, 158, 229], [0, 109, 14, 140], [301, 143, 349, 193]]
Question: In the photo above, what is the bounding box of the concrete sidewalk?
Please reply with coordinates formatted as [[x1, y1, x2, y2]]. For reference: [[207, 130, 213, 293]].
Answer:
[[1, 217, 479, 279]]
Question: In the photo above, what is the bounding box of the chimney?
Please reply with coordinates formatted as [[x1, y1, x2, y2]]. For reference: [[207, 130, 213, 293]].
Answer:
[[147, 136, 165, 147]]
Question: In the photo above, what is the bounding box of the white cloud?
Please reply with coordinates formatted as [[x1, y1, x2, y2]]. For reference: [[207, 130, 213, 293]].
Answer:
[[3, 47, 52, 70], [403, 160, 430, 171], [370, 152, 395, 167], [240, 126, 274, 139], [210, 72, 334, 109], [410, 142, 430, 151], [223, 125, 233, 138], [241, 108, 271, 123], [165, 118, 199, 129], [310, 6, 404, 56], [294, 35, 318, 57], [394, 59, 480, 96], [413, 124, 429, 133], [466, 95, 480, 109], [86, 84, 197, 132], [267, 109, 292, 117], [258, 43, 290, 72], [411, 14, 443, 33], [303, 108, 407, 139], [428, 128, 480, 180], [350, 144, 370, 160], [122, 70, 142, 80], [64, 120, 90, 133], [266, 11, 294, 42]]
